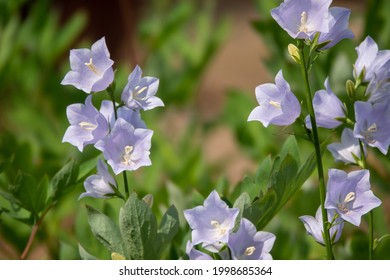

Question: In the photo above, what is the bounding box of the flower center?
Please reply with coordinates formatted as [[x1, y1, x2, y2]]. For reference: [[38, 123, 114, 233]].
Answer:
[[121, 145, 134, 166], [337, 192, 355, 214], [299, 11, 309, 33], [269, 100, 282, 109], [364, 123, 377, 144], [79, 121, 97, 131], [210, 220, 227, 237], [244, 246, 256, 256], [132, 85, 148, 101], [85, 58, 100, 75]]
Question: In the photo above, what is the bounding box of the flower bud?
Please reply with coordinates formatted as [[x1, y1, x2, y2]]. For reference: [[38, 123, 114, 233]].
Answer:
[[288, 44, 301, 64], [346, 79, 356, 100]]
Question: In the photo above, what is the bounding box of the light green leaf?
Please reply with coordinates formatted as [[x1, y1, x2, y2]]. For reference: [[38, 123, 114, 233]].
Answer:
[[156, 205, 179, 256], [51, 159, 79, 201]]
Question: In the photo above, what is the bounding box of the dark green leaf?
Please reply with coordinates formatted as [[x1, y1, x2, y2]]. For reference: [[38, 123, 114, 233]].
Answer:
[[0, 154, 14, 174], [51, 159, 79, 201]]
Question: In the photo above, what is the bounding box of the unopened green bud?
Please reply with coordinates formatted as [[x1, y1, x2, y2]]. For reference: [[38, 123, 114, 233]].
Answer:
[[346, 79, 356, 100], [143, 194, 154, 208], [288, 44, 301, 64]]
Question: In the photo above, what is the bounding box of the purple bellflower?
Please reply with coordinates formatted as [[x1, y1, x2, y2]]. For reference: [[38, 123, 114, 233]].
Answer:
[[299, 206, 344, 245], [305, 78, 346, 129], [327, 128, 366, 165], [79, 159, 117, 199], [61, 37, 114, 93], [271, 0, 331, 39], [186, 241, 213, 260], [94, 118, 153, 175], [354, 101, 390, 154], [228, 218, 275, 260], [121, 65, 164, 111], [318, 7, 354, 50], [325, 169, 381, 226], [183, 190, 239, 252], [63, 95, 109, 151], [248, 70, 301, 127]]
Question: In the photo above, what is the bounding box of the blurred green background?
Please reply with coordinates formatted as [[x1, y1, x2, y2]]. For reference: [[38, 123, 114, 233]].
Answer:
[[1, 0, 389, 259]]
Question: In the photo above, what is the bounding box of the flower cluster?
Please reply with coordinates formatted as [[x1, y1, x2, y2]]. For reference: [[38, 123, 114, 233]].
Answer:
[[184, 191, 276, 260], [61, 37, 164, 199]]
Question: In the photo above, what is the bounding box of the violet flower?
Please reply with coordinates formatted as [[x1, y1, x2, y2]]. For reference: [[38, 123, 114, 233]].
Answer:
[[79, 159, 117, 199], [305, 78, 346, 129], [94, 118, 153, 175], [121, 65, 164, 111], [186, 241, 213, 260], [299, 206, 344, 245], [228, 218, 275, 260], [353, 101, 390, 154], [61, 37, 114, 93], [327, 128, 366, 165], [63, 95, 109, 151], [325, 169, 381, 226], [183, 190, 239, 252], [248, 70, 301, 127], [270, 0, 331, 39]]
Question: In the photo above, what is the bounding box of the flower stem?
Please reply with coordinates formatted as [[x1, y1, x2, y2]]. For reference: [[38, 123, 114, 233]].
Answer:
[[298, 42, 334, 260]]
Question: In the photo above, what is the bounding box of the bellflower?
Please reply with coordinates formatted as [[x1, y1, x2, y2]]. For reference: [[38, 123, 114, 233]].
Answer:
[[186, 241, 213, 260], [63, 95, 109, 151], [271, 0, 331, 39], [327, 128, 366, 165], [318, 7, 354, 50], [94, 118, 153, 175], [353, 36, 390, 82], [299, 207, 344, 245], [183, 190, 239, 252], [248, 70, 301, 127], [325, 169, 381, 226], [366, 73, 390, 104], [79, 159, 116, 199], [305, 78, 346, 129], [121, 65, 164, 111], [61, 37, 114, 93], [228, 218, 275, 260], [353, 101, 390, 154]]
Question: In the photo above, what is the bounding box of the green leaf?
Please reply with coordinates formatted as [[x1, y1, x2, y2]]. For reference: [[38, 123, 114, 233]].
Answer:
[[279, 135, 300, 166], [0, 154, 14, 174], [156, 205, 179, 257], [78, 243, 98, 260], [77, 156, 98, 181], [86, 205, 124, 256], [119, 192, 158, 260], [255, 155, 273, 196], [51, 159, 79, 201], [233, 192, 251, 230]]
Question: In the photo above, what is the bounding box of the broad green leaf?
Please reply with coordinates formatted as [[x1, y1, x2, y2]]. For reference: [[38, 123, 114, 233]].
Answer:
[[86, 205, 124, 256], [156, 205, 179, 257], [51, 159, 79, 201], [77, 156, 98, 181], [119, 193, 158, 260], [78, 243, 98, 260], [231, 176, 256, 201], [279, 135, 300, 166]]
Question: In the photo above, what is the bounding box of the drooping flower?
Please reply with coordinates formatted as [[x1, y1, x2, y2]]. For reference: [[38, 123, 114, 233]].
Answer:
[[63, 95, 109, 151], [183, 190, 239, 252], [299, 206, 344, 245], [305, 78, 346, 129], [61, 37, 114, 93], [325, 169, 381, 226], [121, 65, 164, 111], [353, 101, 390, 154], [94, 118, 153, 175], [248, 70, 301, 127], [79, 159, 117, 199], [327, 128, 366, 165], [228, 218, 275, 260], [270, 0, 331, 39], [186, 241, 213, 260], [318, 7, 354, 50]]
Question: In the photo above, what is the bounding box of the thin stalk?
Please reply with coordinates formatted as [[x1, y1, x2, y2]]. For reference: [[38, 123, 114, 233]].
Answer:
[[298, 43, 334, 260]]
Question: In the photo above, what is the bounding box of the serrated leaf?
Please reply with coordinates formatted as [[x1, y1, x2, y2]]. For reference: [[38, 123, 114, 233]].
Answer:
[[51, 159, 79, 201], [156, 205, 179, 257], [279, 135, 300, 166], [86, 205, 124, 256], [119, 193, 158, 260]]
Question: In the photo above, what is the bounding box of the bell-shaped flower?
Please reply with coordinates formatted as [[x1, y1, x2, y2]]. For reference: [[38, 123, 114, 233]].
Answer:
[[299, 206, 344, 245], [63, 95, 109, 151], [121, 65, 164, 111], [79, 159, 117, 199], [353, 36, 390, 82], [366, 73, 390, 104], [183, 190, 239, 252], [305, 78, 346, 129], [94, 118, 153, 175], [353, 101, 390, 154], [186, 241, 213, 260], [228, 218, 275, 260], [327, 128, 366, 165], [270, 0, 331, 39], [61, 37, 114, 93], [248, 70, 301, 127], [318, 7, 354, 50], [325, 169, 381, 226]]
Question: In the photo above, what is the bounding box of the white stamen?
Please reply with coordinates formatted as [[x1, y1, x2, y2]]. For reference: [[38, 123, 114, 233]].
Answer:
[[79, 121, 97, 131], [132, 86, 148, 101], [210, 220, 227, 236], [269, 100, 282, 109], [85, 58, 100, 75], [299, 11, 308, 33], [244, 246, 256, 256], [337, 192, 356, 214], [121, 145, 134, 166], [364, 123, 377, 144]]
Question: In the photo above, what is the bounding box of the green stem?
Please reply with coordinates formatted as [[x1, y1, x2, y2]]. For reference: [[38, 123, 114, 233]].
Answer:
[[298, 43, 334, 260]]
